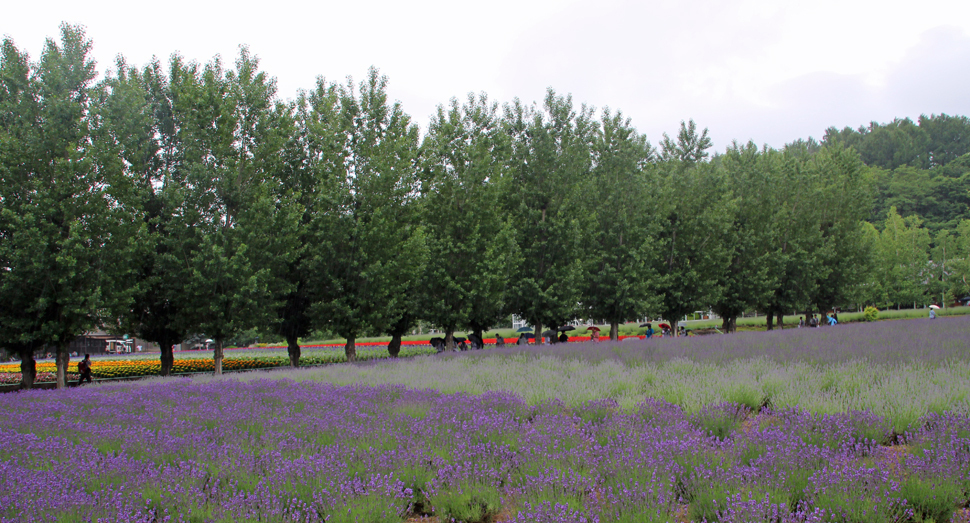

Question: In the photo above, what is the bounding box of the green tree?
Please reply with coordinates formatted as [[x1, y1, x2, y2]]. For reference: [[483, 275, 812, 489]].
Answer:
[[660, 119, 713, 165], [655, 122, 733, 333], [579, 109, 660, 340], [754, 149, 824, 329], [310, 68, 424, 360], [0, 26, 138, 388], [919, 113, 970, 168], [0, 37, 47, 386], [948, 220, 970, 300], [169, 49, 299, 374], [709, 142, 778, 333], [873, 206, 932, 308], [95, 58, 190, 376], [803, 146, 872, 315], [503, 89, 593, 341], [420, 93, 518, 349]]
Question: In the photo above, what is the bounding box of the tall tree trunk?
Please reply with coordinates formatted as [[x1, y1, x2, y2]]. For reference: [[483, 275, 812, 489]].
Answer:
[[159, 338, 175, 376], [610, 321, 619, 341], [721, 316, 736, 333], [388, 333, 402, 358], [345, 336, 357, 361], [287, 335, 302, 367], [534, 322, 543, 345], [778, 312, 785, 329], [18, 348, 36, 390], [214, 338, 224, 375], [766, 310, 775, 331], [445, 330, 455, 351], [55, 343, 69, 389]]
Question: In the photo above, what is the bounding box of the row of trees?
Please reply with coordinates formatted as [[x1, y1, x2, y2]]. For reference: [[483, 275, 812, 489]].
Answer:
[[2, 26, 964, 389], [864, 207, 970, 310]]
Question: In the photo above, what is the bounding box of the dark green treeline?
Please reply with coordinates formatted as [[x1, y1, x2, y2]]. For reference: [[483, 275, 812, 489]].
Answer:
[[3, 26, 970, 388]]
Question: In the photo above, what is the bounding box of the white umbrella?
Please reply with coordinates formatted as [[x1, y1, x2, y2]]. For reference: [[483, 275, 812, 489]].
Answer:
[[929, 305, 940, 310]]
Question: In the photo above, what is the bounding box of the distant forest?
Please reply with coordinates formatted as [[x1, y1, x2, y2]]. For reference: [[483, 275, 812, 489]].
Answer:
[[790, 114, 970, 233]]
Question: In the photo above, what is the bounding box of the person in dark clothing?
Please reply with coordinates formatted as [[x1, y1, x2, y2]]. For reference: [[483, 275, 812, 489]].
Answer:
[[495, 334, 505, 347], [645, 323, 654, 338], [77, 354, 92, 385], [468, 334, 483, 350], [558, 332, 569, 343]]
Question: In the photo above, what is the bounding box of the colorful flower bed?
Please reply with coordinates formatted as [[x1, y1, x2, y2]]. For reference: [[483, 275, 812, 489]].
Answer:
[[0, 347, 436, 382], [1, 379, 967, 522]]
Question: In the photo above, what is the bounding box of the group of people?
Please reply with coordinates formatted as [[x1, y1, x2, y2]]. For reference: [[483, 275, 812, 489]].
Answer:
[[429, 333, 487, 353], [798, 312, 838, 328], [643, 323, 690, 338]]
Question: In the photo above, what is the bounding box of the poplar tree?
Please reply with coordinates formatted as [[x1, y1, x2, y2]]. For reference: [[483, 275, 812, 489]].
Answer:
[[95, 58, 189, 375], [420, 93, 518, 349], [710, 142, 778, 332], [579, 109, 660, 340], [804, 145, 873, 314], [311, 68, 424, 360], [169, 49, 299, 374], [0, 25, 137, 388], [754, 149, 823, 329], [503, 89, 593, 340], [654, 153, 733, 333]]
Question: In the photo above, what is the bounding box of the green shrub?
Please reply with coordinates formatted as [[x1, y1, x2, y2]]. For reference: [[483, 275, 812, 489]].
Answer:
[[691, 402, 748, 441], [898, 476, 959, 523], [430, 483, 501, 523], [864, 306, 880, 322]]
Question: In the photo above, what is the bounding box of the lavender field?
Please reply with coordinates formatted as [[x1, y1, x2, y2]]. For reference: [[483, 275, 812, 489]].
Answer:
[[2, 379, 969, 522], [2, 316, 969, 522], [237, 316, 970, 432]]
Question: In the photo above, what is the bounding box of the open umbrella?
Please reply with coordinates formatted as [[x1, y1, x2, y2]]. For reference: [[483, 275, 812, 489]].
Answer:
[[929, 304, 941, 309], [520, 333, 535, 339], [638, 323, 651, 328], [516, 326, 533, 333], [586, 325, 601, 331], [658, 323, 671, 330], [541, 330, 557, 338], [558, 325, 576, 332], [453, 336, 467, 343]]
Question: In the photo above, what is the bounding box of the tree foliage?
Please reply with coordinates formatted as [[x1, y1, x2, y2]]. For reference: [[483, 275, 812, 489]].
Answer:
[[420, 93, 517, 349], [0, 25, 138, 388], [503, 89, 593, 340]]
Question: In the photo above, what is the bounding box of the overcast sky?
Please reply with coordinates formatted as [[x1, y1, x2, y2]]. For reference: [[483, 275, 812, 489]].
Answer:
[[6, 0, 970, 150]]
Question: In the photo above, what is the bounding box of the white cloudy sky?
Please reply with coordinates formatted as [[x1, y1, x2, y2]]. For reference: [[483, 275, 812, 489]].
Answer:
[[5, 0, 970, 150]]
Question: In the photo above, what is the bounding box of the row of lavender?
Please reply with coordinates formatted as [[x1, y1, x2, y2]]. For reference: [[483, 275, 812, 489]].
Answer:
[[1, 379, 967, 523], [251, 316, 970, 433]]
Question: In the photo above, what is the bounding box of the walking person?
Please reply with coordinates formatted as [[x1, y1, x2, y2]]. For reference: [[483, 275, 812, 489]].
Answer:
[[77, 354, 92, 386], [929, 308, 937, 320]]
